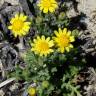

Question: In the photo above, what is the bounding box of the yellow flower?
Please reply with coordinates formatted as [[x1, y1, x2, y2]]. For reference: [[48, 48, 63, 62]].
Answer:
[[53, 28, 75, 53], [8, 13, 31, 37], [28, 87, 36, 96], [37, 0, 58, 13], [31, 35, 54, 56]]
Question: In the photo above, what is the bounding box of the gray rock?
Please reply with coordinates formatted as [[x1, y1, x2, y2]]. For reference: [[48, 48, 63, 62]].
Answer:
[[77, 0, 96, 34], [0, 0, 4, 7], [0, 0, 19, 7], [66, 0, 96, 55], [5, 0, 19, 5], [66, 1, 78, 18], [0, 89, 5, 96]]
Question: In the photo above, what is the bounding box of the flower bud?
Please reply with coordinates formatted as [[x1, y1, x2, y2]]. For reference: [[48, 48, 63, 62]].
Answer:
[[58, 12, 65, 20], [42, 81, 49, 88]]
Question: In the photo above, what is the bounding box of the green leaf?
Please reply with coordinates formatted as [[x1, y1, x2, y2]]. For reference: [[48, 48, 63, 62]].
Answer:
[[51, 67, 57, 73]]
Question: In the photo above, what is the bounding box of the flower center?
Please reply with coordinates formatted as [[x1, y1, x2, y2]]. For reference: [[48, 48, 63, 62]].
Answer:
[[13, 20, 24, 31], [43, 0, 52, 8], [38, 41, 49, 52], [59, 35, 69, 47]]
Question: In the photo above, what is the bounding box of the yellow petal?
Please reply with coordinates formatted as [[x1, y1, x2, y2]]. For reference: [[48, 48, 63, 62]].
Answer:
[[63, 28, 67, 34], [31, 43, 34, 46], [50, 0, 57, 3], [41, 35, 45, 40], [13, 32, 18, 37], [23, 26, 30, 32], [69, 44, 73, 48], [58, 28, 62, 34], [8, 26, 12, 29], [40, 6, 43, 10], [44, 53, 47, 57], [70, 36, 75, 42], [31, 48, 34, 51], [22, 31, 27, 35], [43, 8, 48, 13], [67, 31, 71, 36], [20, 13, 24, 19], [49, 40, 54, 47], [33, 39, 37, 43], [20, 13, 27, 21], [65, 47, 70, 52], [15, 14, 19, 19], [52, 4, 58, 8], [54, 30, 59, 36], [40, 53, 43, 56], [22, 16, 27, 21], [10, 18, 15, 24], [24, 22, 31, 25], [37, 36, 40, 40], [46, 37, 50, 42], [19, 31, 23, 36], [37, 3, 41, 7], [54, 37, 59, 43], [49, 49, 54, 53], [60, 47, 65, 53], [49, 7, 54, 13]]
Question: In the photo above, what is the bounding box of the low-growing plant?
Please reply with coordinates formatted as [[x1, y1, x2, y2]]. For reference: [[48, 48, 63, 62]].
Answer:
[[9, 47, 86, 96], [9, 0, 86, 96]]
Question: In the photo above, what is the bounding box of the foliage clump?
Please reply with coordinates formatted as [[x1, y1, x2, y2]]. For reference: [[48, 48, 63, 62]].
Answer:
[[9, 0, 86, 96]]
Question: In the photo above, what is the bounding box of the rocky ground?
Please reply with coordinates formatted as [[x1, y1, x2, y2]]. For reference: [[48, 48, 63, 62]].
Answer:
[[66, 1, 96, 95]]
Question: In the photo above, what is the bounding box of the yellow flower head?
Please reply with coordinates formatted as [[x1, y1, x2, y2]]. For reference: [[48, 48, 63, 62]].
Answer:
[[28, 87, 36, 96], [31, 35, 54, 56], [53, 28, 75, 53], [37, 0, 58, 13], [8, 13, 31, 37]]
